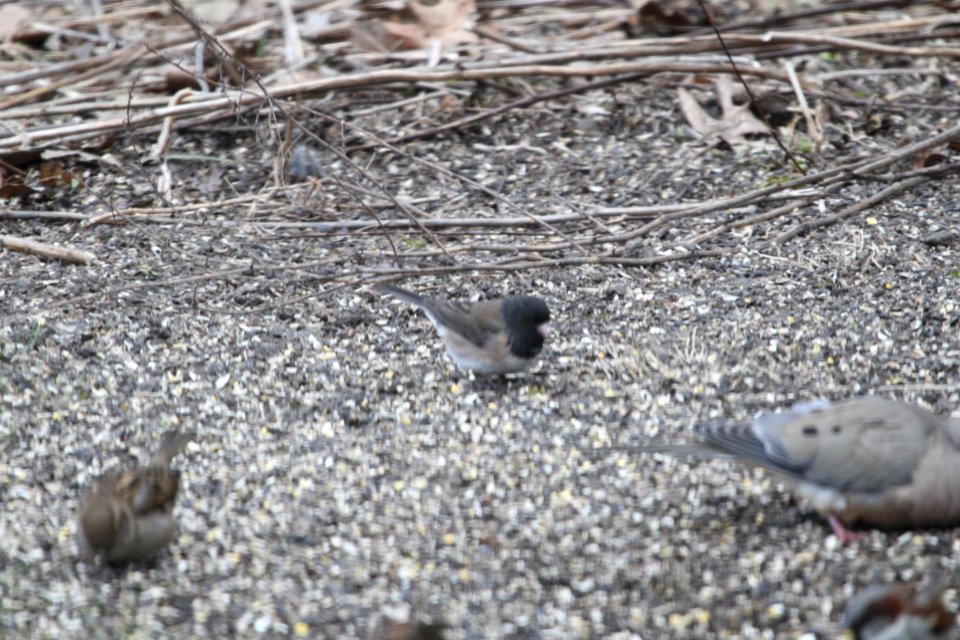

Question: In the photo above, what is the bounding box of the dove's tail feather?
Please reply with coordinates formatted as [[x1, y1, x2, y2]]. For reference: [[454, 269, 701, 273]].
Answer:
[[150, 429, 195, 467], [695, 420, 810, 479], [579, 442, 733, 459], [377, 284, 428, 308]]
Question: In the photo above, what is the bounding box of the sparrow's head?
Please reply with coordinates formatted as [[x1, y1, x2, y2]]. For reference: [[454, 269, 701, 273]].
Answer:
[[502, 296, 551, 358]]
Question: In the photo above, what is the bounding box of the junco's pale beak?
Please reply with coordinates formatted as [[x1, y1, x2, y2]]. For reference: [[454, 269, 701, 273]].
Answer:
[[537, 323, 551, 339]]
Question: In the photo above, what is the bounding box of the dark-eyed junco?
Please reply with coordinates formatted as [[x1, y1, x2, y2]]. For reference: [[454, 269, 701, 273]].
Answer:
[[378, 284, 551, 375], [78, 429, 194, 564]]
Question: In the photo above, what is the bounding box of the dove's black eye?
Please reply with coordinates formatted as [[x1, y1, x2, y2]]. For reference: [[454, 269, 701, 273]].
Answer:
[[802, 426, 818, 436], [832, 425, 841, 434]]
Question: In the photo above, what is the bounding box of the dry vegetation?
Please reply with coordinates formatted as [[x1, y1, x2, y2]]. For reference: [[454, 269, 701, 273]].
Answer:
[[2, 0, 960, 638]]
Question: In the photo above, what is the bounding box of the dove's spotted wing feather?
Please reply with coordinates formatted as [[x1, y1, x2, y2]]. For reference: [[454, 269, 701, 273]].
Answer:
[[695, 399, 942, 494], [759, 399, 941, 493]]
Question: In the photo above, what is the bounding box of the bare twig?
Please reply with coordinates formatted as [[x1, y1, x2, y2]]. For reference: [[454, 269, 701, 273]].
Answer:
[[348, 72, 651, 152], [0, 235, 96, 265], [763, 176, 928, 246]]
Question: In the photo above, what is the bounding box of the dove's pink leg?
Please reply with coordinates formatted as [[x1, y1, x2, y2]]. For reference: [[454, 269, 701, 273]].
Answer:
[[828, 514, 868, 542]]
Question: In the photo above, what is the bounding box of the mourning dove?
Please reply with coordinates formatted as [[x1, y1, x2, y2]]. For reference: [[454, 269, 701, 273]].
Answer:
[[378, 284, 551, 375], [844, 583, 954, 640], [643, 398, 960, 540], [79, 429, 194, 564]]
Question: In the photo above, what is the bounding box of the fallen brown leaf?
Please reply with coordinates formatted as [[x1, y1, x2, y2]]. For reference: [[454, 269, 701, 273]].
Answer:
[[354, 0, 476, 57], [0, 4, 33, 42], [678, 76, 770, 148]]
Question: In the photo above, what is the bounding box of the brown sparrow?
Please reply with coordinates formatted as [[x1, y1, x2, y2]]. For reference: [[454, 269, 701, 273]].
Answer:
[[844, 583, 954, 639], [79, 429, 194, 564]]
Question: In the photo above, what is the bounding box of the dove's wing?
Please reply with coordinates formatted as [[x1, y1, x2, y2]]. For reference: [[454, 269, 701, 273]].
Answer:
[[696, 399, 941, 494]]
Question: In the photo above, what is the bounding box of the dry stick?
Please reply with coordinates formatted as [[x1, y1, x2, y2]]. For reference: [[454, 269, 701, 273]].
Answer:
[[348, 71, 651, 152], [472, 25, 542, 54], [327, 171, 402, 266], [764, 176, 928, 246], [0, 61, 790, 152], [866, 162, 960, 183], [149, 88, 195, 159], [0, 45, 146, 112], [43, 4, 160, 31], [83, 188, 288, 227], [33, 267, 251, 315], [300, 106, 595, 257], [456, 17, 956, 71], [27, 21, 115, 45], [726, 32, 960, 58], [615, 121, 960, 254], [476, 0, 627, 12], [752, 30, 960, 63], [702, 0, 928, 35], [78, 189, 440, 228], [287, 109, 458, 263], [0, 211, 91, 223], [360, 249, 731, 277], [196, 0, 454, 263], [269, 248, 729, 318], [0, 235, 96, 265], [0, 48, 131, 86], [2, 96, 177, 120], [695, 0, 805, 175], [13, 94, 268, 162], [80, 210, 650, 229], [783, 60, 822, 151], [852, 122, 960, 175], [680, 183, 847, 248], [357, 172, 933, 274]]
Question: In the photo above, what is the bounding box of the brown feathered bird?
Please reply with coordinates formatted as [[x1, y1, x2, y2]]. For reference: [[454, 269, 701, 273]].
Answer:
[[79, 429, 194, 563], [844, 583, 954, 640]]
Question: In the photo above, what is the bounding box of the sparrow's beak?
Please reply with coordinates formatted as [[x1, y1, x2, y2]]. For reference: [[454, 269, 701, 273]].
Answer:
[[538, 322, 551, 338]]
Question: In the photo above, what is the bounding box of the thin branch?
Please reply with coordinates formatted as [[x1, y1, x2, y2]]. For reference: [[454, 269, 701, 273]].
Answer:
[[0, 235, 96, 265], [763, 176, 928, 246]]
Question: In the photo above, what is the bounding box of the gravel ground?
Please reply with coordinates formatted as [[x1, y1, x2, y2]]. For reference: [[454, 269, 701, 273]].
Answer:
[[3, 55, 960, 639]]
